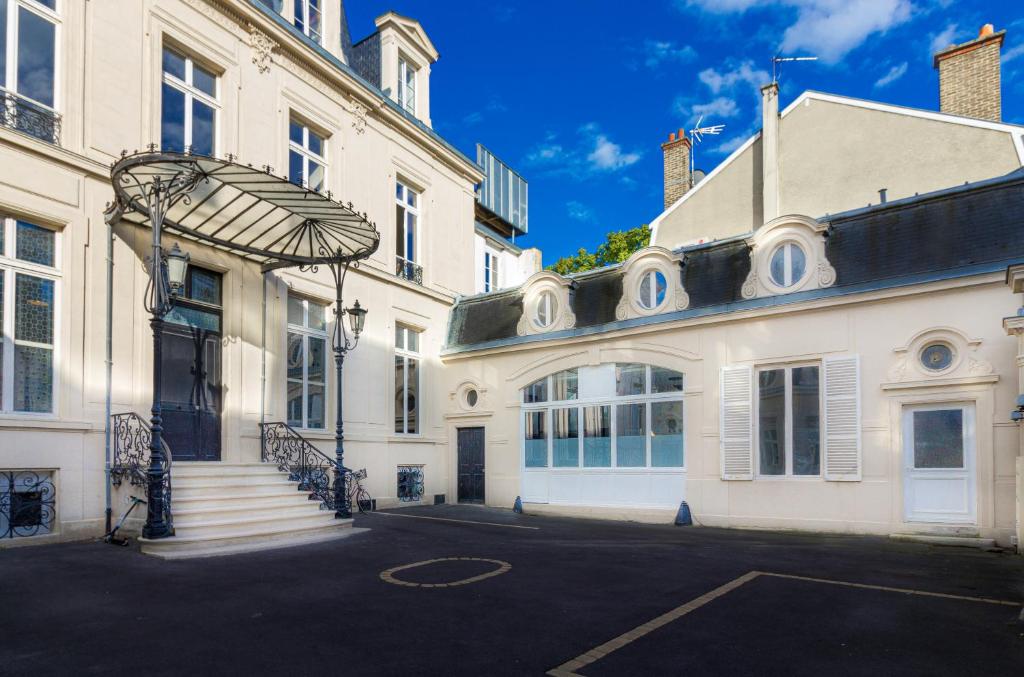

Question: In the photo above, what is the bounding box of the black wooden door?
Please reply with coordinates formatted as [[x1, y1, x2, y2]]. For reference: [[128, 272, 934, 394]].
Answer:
[[457, 427, 485, 504], [160, 306, 222, 461]]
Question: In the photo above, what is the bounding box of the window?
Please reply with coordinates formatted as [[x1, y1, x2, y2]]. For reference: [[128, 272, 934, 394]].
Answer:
[[484, 249, 501, 292], [161, 46, 218, 155], [534, 291, 556, 329], [286, 295, 327, 429], [757, 364, 820, 476], [521, 364, 685, 469], [0, 0, 59, 142], [288, 118, 326, 192], [395, 181, 420, 283], [394, 324, 420, 434], [398, 58, 416, 115], [0, 216, 59, 414], [637, 270, 667, 310], [920, 343, 954, 372], [769, 242, 806, 288], [293, 0, 321, 44]]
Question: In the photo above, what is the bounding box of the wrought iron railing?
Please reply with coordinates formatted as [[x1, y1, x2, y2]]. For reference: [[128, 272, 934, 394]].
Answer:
[[110, 413, 173, 532], [1, 88, 61, 145], [260, 422, 346, 511], [0, 471, 56, 539], [395, 256, 423, 285]]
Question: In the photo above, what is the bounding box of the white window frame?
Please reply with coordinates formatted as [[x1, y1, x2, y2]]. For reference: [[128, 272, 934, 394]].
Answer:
[[0, 215, 61, 416], [161, 45, 220, 154], [520, 365, 685, 470], [394, 324, 421, 435], [286, 295, 327, 430], [754, 361, 823, 478], [395, 180, 420, 269], [293, 0, 322, 44], [288, 117, 327, 192], [2, 0, 61, 113], [637, 269, 667, 310], [484, 248, 501, 292], [398, 57, 416, 115], [768, 242, 806, 288]]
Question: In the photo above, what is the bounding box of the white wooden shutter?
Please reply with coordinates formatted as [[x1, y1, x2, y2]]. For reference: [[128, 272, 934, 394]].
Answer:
[[823, 355, 861, 481], [720, 365, 753, 480]]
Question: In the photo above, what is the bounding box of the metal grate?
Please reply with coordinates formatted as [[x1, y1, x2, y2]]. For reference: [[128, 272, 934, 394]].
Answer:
[[1, 471, 55, 539], [397, 465, 424, 502]]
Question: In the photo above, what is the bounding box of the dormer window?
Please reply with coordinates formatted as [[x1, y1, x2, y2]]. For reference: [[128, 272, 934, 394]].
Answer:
[[769, 242, 807, 288], [398, 58, 416, 115], [293, 0, 322, 44]]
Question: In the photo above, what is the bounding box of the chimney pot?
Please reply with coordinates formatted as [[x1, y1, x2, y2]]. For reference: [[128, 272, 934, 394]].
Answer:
[[678, 128, 684, 139], [979, 23, 994, 37], [669, 132, 676, 142]]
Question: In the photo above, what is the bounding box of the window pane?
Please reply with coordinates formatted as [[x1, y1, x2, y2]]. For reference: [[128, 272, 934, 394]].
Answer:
[[293, 0, 304, 31], [162, 48, 186, 80], [286, 380, 303, 427], [15, 274, 53, 344], [639, 272, 651, 307], [308, 302, 326, 330], [160, 83, 186, 152], [406, 357, 419, 434], [18, 8, 55, 107], [0, 0, 7, 90], [770, 247, 787, 287], [913, 409, 964, 468], [651, 367, 683, 393], [406, 330, 419, 353], [188, 269, 220, 304], [287, 295, 304, 325], [289, 120, 303, 144], [191, 99, 215, 155], [758, 369, 786, 475], [308, 0, 321, 42], [523, 377, 547, 404], [790, 245, 806, 283], [14, 345, 52, 412], [307, 337, 325, 383], [524, 411, 547, 467], [307, 383, 324, 429], [406, 212, 416, 261], [289, 149, 304, 186], [583, 405, 611, 467], [406, 189, 417, 208], [307, 160, 324, 192], [286, 332, 303, 380], [394, 325, 404, 350], [616, 363, 646, 396], [792, 366, 820, 475], [616, 403, 646, 467], [395, 205, 405, 258], [307, 129, 324, 156], [192, 63, 216, 97], [651, 401, 684, 467], [551, 369, 578, 401], [552, 407, 579, 467], [394, 355, 404, 433], [655, 272, 667, 306], [15, 221, 54, 266]]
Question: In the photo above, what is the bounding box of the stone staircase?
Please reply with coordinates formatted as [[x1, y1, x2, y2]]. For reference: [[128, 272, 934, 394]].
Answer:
[[138, 463, 356, 559]]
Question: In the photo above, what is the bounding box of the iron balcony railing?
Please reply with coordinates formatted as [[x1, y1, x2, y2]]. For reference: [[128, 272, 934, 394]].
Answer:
[[1, 88, 61, 146], [395, 256, 423, 285], [110, 413, 173, 532], [260, 422, 343, 511]]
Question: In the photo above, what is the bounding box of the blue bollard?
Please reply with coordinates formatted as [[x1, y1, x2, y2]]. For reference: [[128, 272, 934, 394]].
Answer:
[[675, 500, 693, 526], [513, 496, 523, 514]]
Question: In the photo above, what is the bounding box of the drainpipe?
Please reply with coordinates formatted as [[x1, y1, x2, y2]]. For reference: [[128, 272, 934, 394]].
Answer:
[[260, 271, 267, 456], [103, 219, 114, 533]]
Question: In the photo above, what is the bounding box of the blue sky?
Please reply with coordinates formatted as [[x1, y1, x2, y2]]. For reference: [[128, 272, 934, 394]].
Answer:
[[346, 0, 1024, 263]]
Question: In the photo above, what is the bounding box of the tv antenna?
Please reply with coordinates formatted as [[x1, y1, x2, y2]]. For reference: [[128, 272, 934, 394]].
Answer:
[[772, 55, 818, 82], [688, 115, 725, 187]]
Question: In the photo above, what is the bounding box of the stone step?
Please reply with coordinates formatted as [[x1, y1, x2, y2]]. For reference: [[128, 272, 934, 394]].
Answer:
[[173, 490, 313, 510], [173, 498, 328, 525], [140, 521, 362, 560], [173, 478, 299, 499], [171, 510, 336, 539], [890, 533, 998, 550], [173, 463, 285, 478]]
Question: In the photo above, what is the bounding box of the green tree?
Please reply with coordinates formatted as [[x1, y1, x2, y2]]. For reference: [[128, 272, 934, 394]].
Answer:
[[548, 224, 650, 275]]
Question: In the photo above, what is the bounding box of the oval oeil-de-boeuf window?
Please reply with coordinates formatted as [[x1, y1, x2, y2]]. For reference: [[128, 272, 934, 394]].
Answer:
[[769, 242, 807, 288], [535, 291, 557, 328], [638, 270, 667, 310]]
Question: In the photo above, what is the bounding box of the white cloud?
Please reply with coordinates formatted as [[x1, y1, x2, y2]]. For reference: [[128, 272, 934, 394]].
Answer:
[[698, 61, 770, 95], [1003, 44, 1024, 66], [587, 134, 641, 171], [929, 23, 959, 55], [566, 201, 594, 221], [874, 61, 907, 88], [694, 96, 741, 118], [462, 111, 483, 125], [715, 133, 750, 154], [641, 39, 698, 68], [684, 0, 914, 63]]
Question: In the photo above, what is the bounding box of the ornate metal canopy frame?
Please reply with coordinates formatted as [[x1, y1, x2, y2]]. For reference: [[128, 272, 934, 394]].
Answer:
[[104, 150, 381, 538]]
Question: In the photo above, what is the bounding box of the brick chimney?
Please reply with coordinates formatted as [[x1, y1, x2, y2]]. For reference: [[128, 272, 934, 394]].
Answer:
[[933, 23, 1005, 122], [662, 129, 691, 210]]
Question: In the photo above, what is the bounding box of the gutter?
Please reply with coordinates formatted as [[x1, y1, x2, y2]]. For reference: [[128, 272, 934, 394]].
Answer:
[[103, 219, 114, 533]]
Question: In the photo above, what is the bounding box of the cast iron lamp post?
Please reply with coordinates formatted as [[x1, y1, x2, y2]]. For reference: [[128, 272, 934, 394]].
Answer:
[[329, 268, 367, 518]]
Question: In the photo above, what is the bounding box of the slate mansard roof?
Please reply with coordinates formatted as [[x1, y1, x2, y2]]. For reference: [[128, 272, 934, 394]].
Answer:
[[446, 170, 1024, 353]]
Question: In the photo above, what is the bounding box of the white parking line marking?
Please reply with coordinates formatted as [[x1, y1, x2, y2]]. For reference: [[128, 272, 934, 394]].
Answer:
[[370, 511, 540, 530], [548, 570, 1021, 676]]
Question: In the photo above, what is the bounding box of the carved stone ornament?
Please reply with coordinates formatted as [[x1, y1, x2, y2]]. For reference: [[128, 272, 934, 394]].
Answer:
[[889, 327, 991, 382], [515, 271, 576, 337], [741, 214, 836, 300], [351, 100, 367, 134], [614, 247, 689, 321], [248, 24, 277, 74]]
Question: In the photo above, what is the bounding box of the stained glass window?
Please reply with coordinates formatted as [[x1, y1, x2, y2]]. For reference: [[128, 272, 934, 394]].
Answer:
[[15, 221, 54, 266]]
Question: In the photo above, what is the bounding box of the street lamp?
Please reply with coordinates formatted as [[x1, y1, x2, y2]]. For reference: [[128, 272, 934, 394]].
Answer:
[[165, 243, 190, 296], [346, 300, 367, 337]]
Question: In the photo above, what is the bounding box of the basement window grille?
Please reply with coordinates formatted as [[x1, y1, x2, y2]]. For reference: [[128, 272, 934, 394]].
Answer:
[[397, 465, 424, 502], [1, 471, 55, 539]]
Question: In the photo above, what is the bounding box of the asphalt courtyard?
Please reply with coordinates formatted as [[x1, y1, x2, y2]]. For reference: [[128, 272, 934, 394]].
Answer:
[[2, 505, 1023, 676]]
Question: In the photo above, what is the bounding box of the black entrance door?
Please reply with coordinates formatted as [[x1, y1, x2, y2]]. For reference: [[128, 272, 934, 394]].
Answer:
[[457, 427, 485, 504], [160, 268, 222, 462]]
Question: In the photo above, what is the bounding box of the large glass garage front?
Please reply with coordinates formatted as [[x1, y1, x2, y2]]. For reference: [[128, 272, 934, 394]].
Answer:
[[520, 364, 685, 508]]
